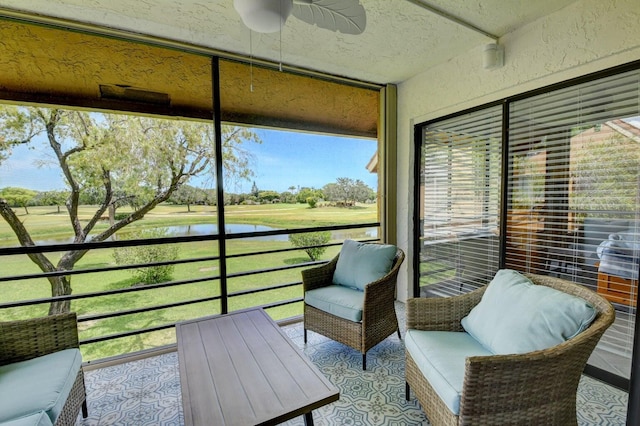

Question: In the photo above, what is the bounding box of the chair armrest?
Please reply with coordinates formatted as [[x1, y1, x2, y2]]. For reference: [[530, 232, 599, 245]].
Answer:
[[406, 287, 486, 332], [0, 312, 79, 366], [302, 255, 339, 292]]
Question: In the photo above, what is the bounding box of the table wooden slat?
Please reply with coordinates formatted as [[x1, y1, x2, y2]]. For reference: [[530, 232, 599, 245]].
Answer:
[[177, 308, 339, 426]]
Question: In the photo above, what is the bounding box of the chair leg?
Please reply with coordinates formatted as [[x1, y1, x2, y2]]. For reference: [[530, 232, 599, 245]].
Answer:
[[405, 382, 410, 401], [362, 353, 366, 370], [82, 400, 88, 418], [304, 329, 307, 344], [397, 328, 401, 340]]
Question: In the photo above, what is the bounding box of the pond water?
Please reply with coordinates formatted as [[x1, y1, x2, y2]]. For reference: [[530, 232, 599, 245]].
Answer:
[[29, 223, 378, 245]]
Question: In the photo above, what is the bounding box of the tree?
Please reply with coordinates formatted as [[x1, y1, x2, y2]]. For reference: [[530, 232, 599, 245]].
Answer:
[[289, 231, 331, 261], [571, 133, 640, 214], [34, 190, 69, 213], [279, 191, 296, 204], [169, 184, 208, 212], [296, 187, 323, 204], [0, 106, 260, 314], [323, 178, 374, 206], [0, 187, 37, 214], [258, 190, 280, 203]]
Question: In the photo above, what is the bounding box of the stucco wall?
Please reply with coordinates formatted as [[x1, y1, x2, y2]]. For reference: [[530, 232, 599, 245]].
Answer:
[[395, 0, 640, 301]]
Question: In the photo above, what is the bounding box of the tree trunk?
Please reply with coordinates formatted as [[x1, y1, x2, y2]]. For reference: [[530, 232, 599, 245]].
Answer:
[[47, 275, 72, 314], [109, 203, 115, 226]]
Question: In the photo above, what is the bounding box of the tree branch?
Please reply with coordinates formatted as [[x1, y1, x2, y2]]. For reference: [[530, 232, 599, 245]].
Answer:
[[0, 199, 58, 273]]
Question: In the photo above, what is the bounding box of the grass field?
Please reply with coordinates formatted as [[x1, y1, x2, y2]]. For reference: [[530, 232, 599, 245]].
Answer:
[[0, 202, 377, 361]]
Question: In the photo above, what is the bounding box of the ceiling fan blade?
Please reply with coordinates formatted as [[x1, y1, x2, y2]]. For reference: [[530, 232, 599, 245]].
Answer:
[[292, 0, 366, 35]]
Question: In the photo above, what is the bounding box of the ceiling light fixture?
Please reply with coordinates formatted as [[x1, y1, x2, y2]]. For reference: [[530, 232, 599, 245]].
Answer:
[[233, 0, 293, 34], [483, 43, 504, 70]]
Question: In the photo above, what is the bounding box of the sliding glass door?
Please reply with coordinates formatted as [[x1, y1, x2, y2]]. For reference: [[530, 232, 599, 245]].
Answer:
[[415, 65, 640, 387]]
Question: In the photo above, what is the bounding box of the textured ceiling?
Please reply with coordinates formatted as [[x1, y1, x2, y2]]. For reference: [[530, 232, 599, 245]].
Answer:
[[0, 0, 579, 84]]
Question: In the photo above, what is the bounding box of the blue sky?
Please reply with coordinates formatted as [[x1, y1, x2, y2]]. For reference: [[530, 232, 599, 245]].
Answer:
[[0, 127, 378, 193]]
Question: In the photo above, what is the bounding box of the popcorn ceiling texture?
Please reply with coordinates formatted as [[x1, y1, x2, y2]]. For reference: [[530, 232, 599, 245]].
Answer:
[[0, 0, 578, 84]]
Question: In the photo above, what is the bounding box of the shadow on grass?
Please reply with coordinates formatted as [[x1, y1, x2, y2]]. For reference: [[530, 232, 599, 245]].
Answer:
[[75, 262, 112, 270], [104, 277, 139, 290], [283, 257, 311, 265]]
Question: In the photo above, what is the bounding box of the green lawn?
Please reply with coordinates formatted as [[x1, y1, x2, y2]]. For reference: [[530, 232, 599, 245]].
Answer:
[[0, 202, 376, 361]]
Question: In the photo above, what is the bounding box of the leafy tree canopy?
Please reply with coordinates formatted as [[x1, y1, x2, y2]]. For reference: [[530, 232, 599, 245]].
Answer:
[[0, 186, 37, 214], [323, 177, 374, 206], [0, 105, 261, 314]]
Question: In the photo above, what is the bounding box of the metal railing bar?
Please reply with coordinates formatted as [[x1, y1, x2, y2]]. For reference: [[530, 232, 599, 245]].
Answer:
[[0, 227, 379, 288], [0, 233, 221, 256], [0, 222, 379, 256], [0, 237, 379, 309], [1, 260, 307, 310], [224, 243, 341, 259], [0, 254, 220, 283], [80, 322, 178, 345], [0, 275, 221, 309], [0, 237, 376, 287], [78, 296, 304, 346], [260, 297, 303, 310], [78, 294, 223, 322], [224, 222, 379, 240], [79, 281, 301, 323], [229, 281, 301, 296], [227, 263, 322, 279]]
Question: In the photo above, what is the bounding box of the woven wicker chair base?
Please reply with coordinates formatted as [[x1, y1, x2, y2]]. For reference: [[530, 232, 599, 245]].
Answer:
[[55, 369, 88, 426], [304, 304, 364, 351], [406, 351, 457, 426]]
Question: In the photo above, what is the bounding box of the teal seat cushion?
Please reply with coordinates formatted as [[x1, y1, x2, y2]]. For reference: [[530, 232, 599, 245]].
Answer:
[[332, 239, 397, 291], [0, 412, 53, 426], [405, 330, 492, 415], [305, 285, 364, 322], [461, 269, 597, 354], [0, 348, 82, 424]]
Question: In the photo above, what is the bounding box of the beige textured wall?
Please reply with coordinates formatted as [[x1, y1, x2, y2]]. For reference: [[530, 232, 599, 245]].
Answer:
[[395, 0, 640, 301]]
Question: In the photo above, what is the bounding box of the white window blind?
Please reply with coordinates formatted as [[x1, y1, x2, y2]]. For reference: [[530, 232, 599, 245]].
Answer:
[[507, 69, 640, 378], [418, 106, 502, 298]]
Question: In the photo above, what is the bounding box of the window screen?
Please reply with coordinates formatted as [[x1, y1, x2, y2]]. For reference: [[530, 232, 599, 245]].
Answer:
[[418, 106, 502, 298]]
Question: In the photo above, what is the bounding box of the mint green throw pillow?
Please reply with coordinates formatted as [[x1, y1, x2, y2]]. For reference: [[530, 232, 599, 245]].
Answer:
[[332, 239, 397, 291], [461, 269, 597, 355]]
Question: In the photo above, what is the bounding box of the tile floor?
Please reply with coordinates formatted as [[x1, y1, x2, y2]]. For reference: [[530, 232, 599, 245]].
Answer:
[[77, 304, 629, 425]]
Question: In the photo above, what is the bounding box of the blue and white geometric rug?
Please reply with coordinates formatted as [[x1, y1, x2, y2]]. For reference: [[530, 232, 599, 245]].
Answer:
[[78, 312, 629, 425]]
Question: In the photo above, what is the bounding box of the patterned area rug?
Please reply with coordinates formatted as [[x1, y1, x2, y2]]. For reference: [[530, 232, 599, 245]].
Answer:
[[78, 307, 629, 425]]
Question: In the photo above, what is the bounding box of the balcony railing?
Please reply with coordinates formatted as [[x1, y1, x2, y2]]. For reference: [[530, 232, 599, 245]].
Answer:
[[0, 223, 379, 362]]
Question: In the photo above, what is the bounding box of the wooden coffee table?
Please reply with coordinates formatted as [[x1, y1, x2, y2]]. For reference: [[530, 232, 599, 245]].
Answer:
[[177, 308, 339, 426]]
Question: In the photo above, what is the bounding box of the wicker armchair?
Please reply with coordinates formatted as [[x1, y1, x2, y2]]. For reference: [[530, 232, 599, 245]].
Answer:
[[405, 272, 615, 426], [0, 313, 88, 426], [303, 246, 405, 370]]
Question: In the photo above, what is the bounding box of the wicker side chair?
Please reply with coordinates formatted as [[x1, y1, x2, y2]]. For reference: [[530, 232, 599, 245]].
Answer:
[[303, 246, 405, 370], [0, 312, 88, 426], [405, 272, 615, 426]]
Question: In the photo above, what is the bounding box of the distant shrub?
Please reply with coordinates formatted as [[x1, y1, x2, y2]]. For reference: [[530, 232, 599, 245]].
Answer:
[[306, 197, 318, 208], [113, 228, 179, 285], [289, 231, 331, 261]]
